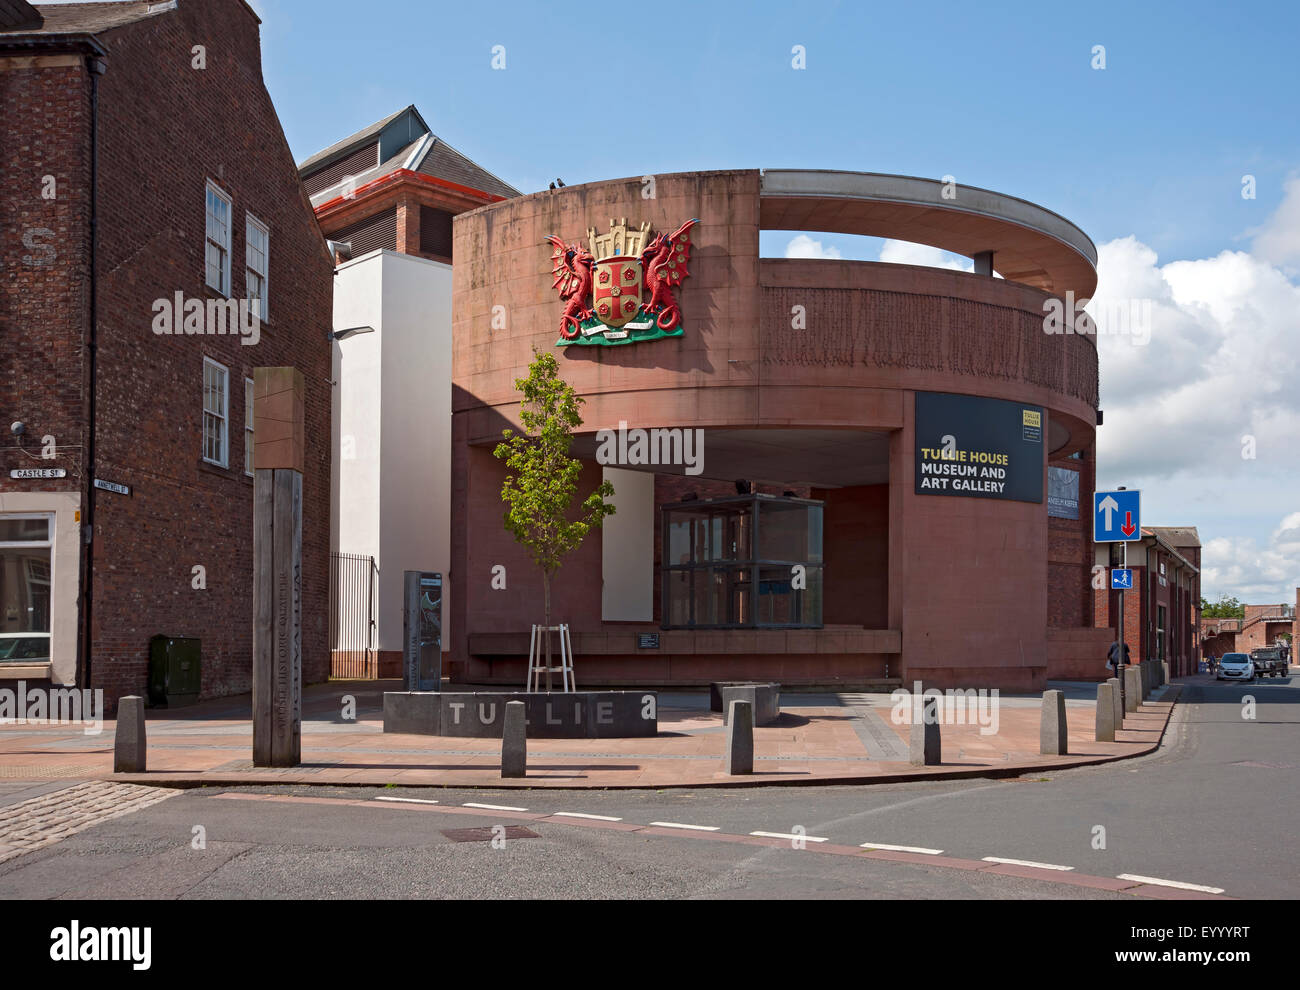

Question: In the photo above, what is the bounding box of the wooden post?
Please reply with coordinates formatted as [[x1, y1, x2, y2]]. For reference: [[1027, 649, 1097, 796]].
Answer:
[[252, 368, 305, 767]]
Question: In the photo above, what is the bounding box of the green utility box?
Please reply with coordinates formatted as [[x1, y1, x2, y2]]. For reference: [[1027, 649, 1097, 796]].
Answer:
[[147, 635, 201, 708]]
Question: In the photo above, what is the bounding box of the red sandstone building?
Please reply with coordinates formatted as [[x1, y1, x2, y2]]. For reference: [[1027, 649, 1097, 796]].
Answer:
[[0, 0, 332, 705], [450, 169, 1114, 691]]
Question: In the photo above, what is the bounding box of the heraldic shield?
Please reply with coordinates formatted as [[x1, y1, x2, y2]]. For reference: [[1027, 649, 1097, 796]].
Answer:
[[592, 256, 644, 329]]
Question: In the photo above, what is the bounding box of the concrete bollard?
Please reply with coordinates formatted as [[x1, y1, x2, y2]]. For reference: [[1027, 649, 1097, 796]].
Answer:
[[113, 695, 147, 773], [909, 695, 941, 766], [1108, 676, 1123, 732], [501, 700, 526, 778], [1161, 660, 1170, 686], [1140, 661, 1150, 698], [1095, 682, 1116, 742], [1040, 689, 1068, 755], [724, 699, 753, 775], [1124, 666, 1142, 712]]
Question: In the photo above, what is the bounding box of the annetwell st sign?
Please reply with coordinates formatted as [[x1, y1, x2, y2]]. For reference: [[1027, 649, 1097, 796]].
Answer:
[[93, 478, 131, 496], [915, 392, 1045, 504]]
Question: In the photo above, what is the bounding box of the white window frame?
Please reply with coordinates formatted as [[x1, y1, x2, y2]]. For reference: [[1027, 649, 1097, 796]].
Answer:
[[0, 513, 54, 663], [244, 376, 255, 476], [205, 180, 232, 296], [202, 357, 230, 468], [245, 213, 269, 320]]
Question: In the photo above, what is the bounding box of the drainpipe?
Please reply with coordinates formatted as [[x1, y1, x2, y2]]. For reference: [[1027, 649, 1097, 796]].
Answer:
[[77, 54, 107, 690]]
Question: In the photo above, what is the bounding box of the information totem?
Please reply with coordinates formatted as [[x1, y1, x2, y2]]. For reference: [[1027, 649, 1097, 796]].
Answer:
[[252, 367, 304, 767], [403, 571, 442, 692]]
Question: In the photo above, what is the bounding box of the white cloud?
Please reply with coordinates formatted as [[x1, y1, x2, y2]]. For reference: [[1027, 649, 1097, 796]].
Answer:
[[784, 234, 841, 260], [1251, 174, 1300, 274], [1201, 514, 1300, 604], [878, 239, 973, 271], [1091, 180, 1300, 602]]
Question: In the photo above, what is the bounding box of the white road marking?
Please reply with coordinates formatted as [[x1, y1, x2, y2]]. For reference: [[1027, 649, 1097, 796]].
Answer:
[[649, 821, 720, 831], [983, 856, 1075, 871], [859, 842, 944, 855], [1117, 873, 1225, 894], [553, 812, 622, 821], [750, 831, 829, 843], [463, 802, 528, 812], [375, 796, 439, 805]]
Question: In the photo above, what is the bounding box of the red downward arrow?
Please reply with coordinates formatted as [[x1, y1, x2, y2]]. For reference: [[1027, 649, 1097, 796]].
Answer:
[[1121, 511, 1136, 537]]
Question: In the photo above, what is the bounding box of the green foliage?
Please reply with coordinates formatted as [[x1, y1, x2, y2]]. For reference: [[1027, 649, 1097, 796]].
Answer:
[[1200, 594, 1245, 618], [493, 350, 615, 581]]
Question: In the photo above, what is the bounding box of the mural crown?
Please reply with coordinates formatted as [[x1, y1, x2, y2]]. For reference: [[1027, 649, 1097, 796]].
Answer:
[[588, 218, 652, 259]]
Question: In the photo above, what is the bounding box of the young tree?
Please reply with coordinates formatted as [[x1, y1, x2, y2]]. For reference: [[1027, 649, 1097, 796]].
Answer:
[[494, 350, 615, 689]]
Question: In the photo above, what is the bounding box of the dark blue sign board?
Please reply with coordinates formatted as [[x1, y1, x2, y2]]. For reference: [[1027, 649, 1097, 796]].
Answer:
[[914, 392, 1045, 504], [1111, 568, 1133, 590]]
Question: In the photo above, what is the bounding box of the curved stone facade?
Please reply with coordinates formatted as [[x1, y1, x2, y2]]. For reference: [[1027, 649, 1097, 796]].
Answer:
[[450, 169, 1102, 690]]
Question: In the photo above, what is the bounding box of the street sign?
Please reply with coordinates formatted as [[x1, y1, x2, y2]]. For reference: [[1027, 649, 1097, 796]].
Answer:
[[93, 478, 131, 496], [1111, 568, 1133, 590], [10, 468, 66, 479], [1094, 489, 1141, 542]]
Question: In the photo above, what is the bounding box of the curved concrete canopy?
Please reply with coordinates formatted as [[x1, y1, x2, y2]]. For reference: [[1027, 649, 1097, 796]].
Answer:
[[761, 169, 1098, 298]]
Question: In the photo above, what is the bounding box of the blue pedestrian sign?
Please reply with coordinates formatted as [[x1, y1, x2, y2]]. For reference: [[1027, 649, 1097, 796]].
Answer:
[[1111, 568, 1133, 590], [1094, 489, 1141, 543]]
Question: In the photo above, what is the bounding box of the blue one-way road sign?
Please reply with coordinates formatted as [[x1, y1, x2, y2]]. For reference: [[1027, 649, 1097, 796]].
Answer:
[[1094, 489, 1141, 542], [1111, 568, 1133, 590]]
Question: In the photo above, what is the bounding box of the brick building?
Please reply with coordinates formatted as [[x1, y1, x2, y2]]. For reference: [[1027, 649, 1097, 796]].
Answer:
[[1201, 603, 1294, 658], [0, 0, 333, 706], [1093, 526, 1201, 677]]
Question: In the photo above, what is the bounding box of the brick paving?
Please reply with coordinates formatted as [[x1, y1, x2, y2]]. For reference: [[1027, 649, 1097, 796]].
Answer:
[[0, 781, 178, 865], [0, 681, 1181, 790]]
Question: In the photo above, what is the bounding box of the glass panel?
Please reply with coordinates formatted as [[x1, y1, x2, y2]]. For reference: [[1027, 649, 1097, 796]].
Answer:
[[666, 569, 691, 626], [662, 497, 823, 628], [757, 565, 822, 626], [0, 546, 52, 634], [758, 501, 822, 562], [0, 518, 50, 542]]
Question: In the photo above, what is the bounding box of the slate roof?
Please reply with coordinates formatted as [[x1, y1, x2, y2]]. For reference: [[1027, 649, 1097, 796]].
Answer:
[[300, 105, 520, 206], [0, 1, 169, 35]]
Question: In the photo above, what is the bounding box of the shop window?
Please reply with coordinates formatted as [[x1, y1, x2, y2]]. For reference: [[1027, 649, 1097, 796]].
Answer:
[[0, 515, 53, 663], [662, 494, 823, 629]]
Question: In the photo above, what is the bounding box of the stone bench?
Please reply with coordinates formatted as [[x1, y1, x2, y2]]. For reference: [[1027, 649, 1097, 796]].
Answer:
[[709, 682, 781, 726]]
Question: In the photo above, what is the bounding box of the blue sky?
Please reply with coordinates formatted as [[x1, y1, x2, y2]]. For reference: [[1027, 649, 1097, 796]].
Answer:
[[259, 0, 1299, 604], [264, 0, 1299, 265]]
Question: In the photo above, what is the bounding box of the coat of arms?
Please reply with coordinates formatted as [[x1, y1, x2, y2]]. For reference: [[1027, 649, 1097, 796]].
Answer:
[[545, 217, 698, 346]]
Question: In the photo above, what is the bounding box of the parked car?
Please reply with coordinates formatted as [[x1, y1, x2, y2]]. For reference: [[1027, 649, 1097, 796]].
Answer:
[[1217, 653, 1255, 681], [1249, 647, 1287, 678]]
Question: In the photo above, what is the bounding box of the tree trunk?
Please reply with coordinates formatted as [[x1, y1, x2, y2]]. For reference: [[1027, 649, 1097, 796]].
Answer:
[[543, 570, 552, 692]]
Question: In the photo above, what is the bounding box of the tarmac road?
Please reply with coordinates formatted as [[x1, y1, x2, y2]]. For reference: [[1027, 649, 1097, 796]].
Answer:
[[0, 674, 1293, 899]]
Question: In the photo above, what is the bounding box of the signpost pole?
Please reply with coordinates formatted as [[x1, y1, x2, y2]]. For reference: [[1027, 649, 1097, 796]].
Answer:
[[1118, 539, 1126, 713]]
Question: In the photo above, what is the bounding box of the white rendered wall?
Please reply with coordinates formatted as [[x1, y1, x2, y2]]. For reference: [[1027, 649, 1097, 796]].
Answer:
[[601, 467, 654, 621], [377, 252, 452, 653], [331, 253, 384, 571]]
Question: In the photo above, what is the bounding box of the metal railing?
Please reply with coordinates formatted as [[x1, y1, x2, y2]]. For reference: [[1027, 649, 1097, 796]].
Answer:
[[329, 551, 377, 679]]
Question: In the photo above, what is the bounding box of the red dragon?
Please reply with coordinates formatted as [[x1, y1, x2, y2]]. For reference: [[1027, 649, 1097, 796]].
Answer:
[[544, 235, 595, 339], [638, 218, 699, 330]]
